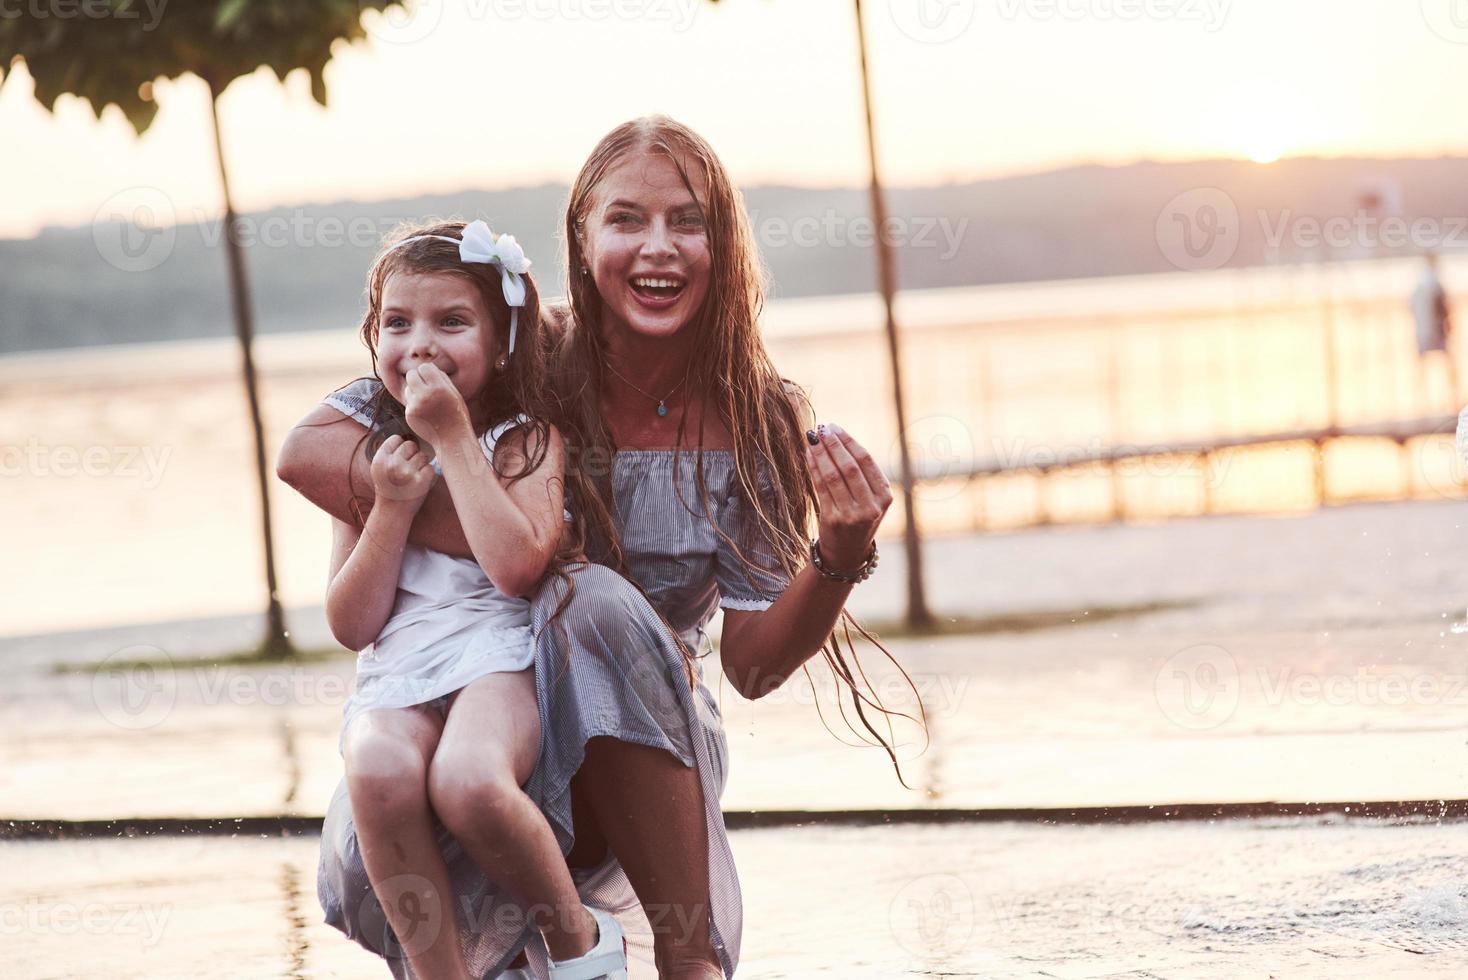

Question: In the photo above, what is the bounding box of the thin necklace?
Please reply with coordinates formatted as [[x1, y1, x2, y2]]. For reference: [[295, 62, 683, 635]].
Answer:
[[605, 361, 686, 417]]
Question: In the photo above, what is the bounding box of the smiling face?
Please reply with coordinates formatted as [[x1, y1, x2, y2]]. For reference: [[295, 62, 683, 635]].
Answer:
[[579, 150, 713, 342], [373, 270, 498, 408]]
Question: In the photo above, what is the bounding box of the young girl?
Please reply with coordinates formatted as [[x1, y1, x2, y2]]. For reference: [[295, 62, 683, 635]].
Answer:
[[325, 219, 627, 980]]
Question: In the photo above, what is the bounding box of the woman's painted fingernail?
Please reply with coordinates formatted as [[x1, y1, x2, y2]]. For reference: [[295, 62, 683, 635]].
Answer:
[[805, 429, 820, 446]]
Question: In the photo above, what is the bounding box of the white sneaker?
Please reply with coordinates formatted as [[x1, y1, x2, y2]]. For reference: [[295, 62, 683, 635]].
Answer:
[[547, 905, 627, 980], [500, 971, 533, 979]]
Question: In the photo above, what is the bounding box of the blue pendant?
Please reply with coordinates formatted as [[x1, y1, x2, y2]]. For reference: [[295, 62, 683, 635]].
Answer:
[[657, 403, 667, 417]]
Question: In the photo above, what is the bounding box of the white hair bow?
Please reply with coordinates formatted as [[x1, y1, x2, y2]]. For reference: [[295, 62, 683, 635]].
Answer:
[[386, 219, 533, 356]]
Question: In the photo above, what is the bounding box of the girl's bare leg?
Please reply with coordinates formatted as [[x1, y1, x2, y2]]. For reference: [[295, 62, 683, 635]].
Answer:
[[571, 736, 723, 980], [429, 670, 600, 963], [343, 706, 471, 980]]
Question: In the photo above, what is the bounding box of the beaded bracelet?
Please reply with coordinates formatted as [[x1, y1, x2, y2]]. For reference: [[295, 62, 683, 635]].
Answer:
[[809, 538, 879, 584]]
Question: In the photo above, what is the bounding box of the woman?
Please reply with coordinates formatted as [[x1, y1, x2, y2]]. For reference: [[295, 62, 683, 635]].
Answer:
[[277, 116, 906, 979]]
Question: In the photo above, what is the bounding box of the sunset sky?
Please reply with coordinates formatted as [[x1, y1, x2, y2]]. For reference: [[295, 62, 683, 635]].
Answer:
[[3, 0, 1467, 238]]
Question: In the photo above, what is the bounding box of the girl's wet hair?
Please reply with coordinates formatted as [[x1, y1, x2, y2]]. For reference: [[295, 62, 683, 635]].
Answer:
[[337, 220, 577, 586]]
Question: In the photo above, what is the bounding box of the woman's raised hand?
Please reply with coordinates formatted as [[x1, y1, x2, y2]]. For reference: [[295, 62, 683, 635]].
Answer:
[[370, 434, 435, 512], [404, 363, 472, 444], [805, 422, 894, 572]]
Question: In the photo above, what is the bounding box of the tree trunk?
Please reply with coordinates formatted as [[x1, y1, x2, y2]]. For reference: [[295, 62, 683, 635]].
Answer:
[[852, 0, 934, 629], [205, 79, 293, 659]]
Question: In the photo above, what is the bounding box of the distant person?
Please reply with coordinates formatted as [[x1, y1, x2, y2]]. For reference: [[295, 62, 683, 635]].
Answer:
[[314, 219, 627, 980], [1412, 250, 1457, 407]]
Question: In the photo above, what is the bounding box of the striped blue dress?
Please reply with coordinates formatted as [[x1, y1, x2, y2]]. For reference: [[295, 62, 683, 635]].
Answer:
[[315, 378, 791, 979]]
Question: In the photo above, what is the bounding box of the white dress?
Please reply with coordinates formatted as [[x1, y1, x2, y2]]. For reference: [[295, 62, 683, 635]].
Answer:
[[337, 414, 547, 751]]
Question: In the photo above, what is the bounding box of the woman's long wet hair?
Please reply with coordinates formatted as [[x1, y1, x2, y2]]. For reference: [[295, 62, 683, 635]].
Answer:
[[553, 116, 927, 788]]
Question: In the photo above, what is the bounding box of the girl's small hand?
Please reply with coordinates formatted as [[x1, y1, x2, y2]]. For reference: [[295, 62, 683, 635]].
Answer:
[[370, 435, 435, 512], [805, 422, 893, 573], [404, 363, 472, 445]]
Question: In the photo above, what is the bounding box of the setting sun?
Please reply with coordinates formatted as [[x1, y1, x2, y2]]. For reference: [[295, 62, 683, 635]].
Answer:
[[1246, 141, 1284, 164]]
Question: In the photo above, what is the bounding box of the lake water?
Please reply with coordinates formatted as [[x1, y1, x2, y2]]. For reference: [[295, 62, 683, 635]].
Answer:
[[2, 255, 1464, 637]]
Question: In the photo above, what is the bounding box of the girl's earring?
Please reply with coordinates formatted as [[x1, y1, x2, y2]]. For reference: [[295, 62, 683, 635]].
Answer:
[[496, 356, 508, 371]]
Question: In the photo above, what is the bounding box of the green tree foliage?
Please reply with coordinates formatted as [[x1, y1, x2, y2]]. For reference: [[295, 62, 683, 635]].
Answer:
[[1, 0, 396, 131]]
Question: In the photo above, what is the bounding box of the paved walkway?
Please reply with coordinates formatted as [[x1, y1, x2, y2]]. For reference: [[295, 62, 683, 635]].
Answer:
[[6, 818, 1468, 978], [4, 499, 1468, 821]]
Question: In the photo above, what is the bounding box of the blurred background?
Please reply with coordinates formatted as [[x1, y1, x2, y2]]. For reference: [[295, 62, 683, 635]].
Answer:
[[5, 2, 1468, 977]]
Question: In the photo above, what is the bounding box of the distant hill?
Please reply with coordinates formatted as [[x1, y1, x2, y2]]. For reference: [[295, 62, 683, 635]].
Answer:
[[3, 156, 1465, 354]]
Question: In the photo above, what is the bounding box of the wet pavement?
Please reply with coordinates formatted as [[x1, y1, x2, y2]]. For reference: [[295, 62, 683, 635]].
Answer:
[[7, 501, 1468, 976], [6, 818, 1468, 978]]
